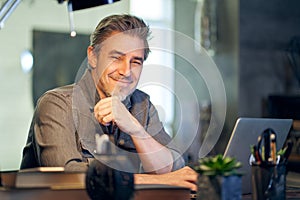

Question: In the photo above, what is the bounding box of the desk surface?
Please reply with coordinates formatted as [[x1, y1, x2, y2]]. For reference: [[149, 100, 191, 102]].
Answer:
[[242, 188, 300, 200], [0, 184, 191, 200], [1, 187, 300, 200]]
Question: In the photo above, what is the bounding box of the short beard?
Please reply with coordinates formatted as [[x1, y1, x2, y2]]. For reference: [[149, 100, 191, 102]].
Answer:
[[99, 85, 130, 102], [97, 77, 135, 102], [111, 86, 133, 102]]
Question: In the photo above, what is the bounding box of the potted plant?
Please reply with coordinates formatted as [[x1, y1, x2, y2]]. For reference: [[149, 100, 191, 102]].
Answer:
[[193, 154, 243, 200]]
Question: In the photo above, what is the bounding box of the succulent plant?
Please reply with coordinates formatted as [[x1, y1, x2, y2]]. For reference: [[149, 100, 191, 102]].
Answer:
[[194, 154, 242, 176]]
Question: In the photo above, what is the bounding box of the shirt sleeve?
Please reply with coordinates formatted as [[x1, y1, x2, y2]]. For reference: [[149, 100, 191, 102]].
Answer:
[[31, 90, 88, 171], [145, 102, 185, 171]]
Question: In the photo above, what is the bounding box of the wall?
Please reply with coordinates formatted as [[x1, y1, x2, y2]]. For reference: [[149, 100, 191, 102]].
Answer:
[[173, 0, 239, 161], [239, 0, 300, 117], [0, 0, 129, 170]]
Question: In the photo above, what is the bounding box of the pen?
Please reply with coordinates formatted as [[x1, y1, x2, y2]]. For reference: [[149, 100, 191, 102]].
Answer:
[[270, 133, 276, 164], [257, 135, 263, 161], [263, 130, 271, 164], [282, 141, 293, 164], [253, 145, 262, 164]]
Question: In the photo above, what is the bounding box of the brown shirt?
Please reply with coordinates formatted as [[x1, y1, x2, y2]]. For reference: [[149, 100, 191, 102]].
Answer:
[[20, 69, 184, 172]]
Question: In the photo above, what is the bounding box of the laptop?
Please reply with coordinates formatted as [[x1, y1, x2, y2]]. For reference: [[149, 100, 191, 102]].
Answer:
[[223, 118, 292, 194]]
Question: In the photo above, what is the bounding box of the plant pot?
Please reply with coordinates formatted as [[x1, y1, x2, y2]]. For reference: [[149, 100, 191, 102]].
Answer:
[[197, 174, 242, 200]]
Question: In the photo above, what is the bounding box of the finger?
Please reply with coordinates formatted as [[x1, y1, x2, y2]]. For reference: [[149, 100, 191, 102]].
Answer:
[[100, 96, 121, 109], [102, 113, 114, 125], [188, 183, 198, 191], [96, 106, 111, 117], [94, 112, 104, 123], [184, 173, 198, 183], [111, 96, 122, 107], [94, 111, 111, 126], [98, 96, 113, 103], [172, 181, 197, 191], [94, 98, 112, 112], [183, 181, 198, 192]]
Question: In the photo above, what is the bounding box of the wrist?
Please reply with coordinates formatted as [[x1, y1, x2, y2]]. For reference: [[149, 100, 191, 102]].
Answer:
[[129, 117, 148, 138], [130, 125, 148, 139]]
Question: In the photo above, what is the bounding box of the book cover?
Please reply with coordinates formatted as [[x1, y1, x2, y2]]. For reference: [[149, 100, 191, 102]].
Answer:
[[1, 167, 85, 189]]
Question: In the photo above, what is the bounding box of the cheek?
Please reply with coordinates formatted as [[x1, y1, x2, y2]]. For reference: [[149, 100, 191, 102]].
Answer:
[[96, 53, 114, 74], [96, 62, 112, 78], [132, 67, 143, 78]]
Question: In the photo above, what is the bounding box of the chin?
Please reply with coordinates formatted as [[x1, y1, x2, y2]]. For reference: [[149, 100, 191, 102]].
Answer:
[[112, 89, 134, 102], [109, 90, 126, 101]]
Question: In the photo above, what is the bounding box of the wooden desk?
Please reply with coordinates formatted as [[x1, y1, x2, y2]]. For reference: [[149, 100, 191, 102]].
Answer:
[[0, 187, 89, 200], [2, 186, 300, 200], [242, 188, 300, 200], [0, 168, 191, 200], [0, 184, 191, 200]]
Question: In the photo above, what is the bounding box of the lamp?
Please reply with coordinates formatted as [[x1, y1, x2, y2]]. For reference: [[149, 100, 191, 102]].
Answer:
[[0, 0, 120, 31], [61, 0, 121, 11], [0, 0, 22, 29], [57, 0, 121, 37]]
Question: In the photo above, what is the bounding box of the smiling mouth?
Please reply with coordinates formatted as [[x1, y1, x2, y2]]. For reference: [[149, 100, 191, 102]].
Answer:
[[109, 75, 133, 84]]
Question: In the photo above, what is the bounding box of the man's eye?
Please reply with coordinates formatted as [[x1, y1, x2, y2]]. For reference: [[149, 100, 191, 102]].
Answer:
[[132, 60, 142, 66], [112, 56, 121, 60]]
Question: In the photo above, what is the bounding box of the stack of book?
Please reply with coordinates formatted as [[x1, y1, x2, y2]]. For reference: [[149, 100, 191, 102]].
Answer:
[[0, 167, 85, 189]]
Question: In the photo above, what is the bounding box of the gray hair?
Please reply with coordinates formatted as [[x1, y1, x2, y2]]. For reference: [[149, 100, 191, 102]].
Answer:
[[90, 14, 151, 60]]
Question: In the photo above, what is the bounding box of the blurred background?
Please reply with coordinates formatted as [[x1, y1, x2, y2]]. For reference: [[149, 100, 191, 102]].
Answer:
[[0, 0, 300, 171]]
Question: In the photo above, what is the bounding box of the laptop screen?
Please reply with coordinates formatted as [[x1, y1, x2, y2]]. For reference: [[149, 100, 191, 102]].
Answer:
[[223, 118, 292, 194]]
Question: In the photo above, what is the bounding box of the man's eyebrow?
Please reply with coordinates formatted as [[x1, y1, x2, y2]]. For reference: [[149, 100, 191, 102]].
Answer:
[[109, 50, 144, 62], [109, 50, 125, 56]]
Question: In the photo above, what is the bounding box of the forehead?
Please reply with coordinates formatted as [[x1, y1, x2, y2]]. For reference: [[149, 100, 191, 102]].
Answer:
[[101, 32, 145, 55]]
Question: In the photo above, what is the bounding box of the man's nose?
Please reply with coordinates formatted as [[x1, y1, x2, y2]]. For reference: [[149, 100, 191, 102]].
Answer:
[[118, 59, 131, 77]]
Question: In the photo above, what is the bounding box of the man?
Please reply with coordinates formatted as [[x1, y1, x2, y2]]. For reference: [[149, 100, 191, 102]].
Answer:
[[21, 14, 197, 190]]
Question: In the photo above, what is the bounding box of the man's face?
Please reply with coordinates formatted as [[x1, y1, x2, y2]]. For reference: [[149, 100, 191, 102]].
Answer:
[[88, 32, 145, 101]]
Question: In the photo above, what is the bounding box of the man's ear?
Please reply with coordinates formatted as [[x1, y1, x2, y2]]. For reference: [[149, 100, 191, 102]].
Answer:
[[87, 46, 97, 69]]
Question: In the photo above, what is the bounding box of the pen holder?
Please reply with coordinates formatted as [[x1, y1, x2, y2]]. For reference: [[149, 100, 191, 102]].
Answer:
[[251, 163, 286, 200]]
